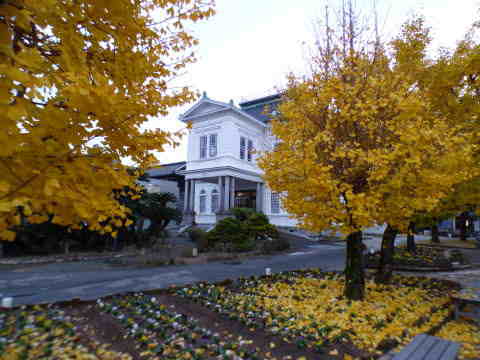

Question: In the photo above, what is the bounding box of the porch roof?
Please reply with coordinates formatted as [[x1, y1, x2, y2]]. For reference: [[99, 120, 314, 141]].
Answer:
[[146, 162, 186, 179]]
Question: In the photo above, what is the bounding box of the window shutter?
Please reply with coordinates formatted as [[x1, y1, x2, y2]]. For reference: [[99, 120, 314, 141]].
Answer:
[[247, 139, 253, 162], [240, 137, 246, 160], [209, 134, 217, 157], [200, 135, 207, 159]]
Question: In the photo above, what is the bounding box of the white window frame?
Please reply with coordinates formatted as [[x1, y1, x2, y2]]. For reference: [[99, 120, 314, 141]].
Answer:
[[199, 190, 207, 213], [199, 135, 208, 159], [211, 189, 219, 213], [271, 191, 280, 214], [209, 133, 218, 157], [247, 139, 253, 162], [240, 136, 246, 160]]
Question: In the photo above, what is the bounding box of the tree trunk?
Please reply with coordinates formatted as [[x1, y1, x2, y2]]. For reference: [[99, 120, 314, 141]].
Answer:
[[431, 223, 440, 243], [64, 238, 70, 254], [344, 231, 365, 301], [458, 212, 468, 241], [375, 224, 398, 284], [407, 222, 416, 253]]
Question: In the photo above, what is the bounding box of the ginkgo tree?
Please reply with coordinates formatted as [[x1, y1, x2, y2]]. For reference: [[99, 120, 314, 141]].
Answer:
[[259, 11, 477, 299], [0, 0, 215, 242], [416, 20, 480, 241], [373, 15, 480, 282]]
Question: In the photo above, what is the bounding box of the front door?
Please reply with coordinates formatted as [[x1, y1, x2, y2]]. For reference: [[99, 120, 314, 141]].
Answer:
[[234, 190, 256, 209]]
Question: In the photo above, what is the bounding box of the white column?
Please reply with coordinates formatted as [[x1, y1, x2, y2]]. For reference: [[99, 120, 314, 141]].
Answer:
[[218, 176, 224, 213], [184, 180, 190, 212], [260, 183, 264, 213], [224, 176, 231, 210], [230, 177, 236, 209], [256, 182, 262, 212], [190, 179, 196, 213]]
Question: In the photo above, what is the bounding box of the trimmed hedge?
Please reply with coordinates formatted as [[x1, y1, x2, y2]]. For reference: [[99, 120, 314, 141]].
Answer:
[[206, 209, 279, 252]]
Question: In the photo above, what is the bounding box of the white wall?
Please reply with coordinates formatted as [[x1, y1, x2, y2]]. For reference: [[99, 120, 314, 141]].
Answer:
[[186, 111, 266, 175], [184, 101, 298, 228]]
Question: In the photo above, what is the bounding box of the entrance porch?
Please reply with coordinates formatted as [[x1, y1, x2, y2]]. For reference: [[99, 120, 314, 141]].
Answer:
[[182, 175, 264, 225]]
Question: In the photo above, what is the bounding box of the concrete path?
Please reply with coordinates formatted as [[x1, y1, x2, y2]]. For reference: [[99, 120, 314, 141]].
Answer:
[[0, 241, 346, 306], [362, 234, 446, 251]]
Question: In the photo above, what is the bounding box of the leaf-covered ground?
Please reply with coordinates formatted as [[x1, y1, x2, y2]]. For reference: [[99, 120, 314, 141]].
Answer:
[[175, 270, 480, 359], [1, 269, 479, 360], [0, 305, 131, 360]]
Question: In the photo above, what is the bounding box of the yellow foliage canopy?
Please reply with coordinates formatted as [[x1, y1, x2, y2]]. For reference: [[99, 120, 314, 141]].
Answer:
[[259, 22, 478, 235], [0, 0, 215, 240]]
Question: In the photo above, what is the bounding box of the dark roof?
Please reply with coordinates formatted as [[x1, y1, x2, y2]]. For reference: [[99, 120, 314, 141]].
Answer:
[[239, 93, 282, 123], [146, 161, 186, 178]]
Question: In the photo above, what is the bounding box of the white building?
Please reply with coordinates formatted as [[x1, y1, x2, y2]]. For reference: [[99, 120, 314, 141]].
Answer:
[[148, 92, 297, 227], [147, 93, 480, 237]]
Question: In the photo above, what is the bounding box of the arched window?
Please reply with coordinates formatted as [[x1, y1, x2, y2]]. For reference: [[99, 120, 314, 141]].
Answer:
[[199, 190, 207, 213], [211, 189, 219, 213]]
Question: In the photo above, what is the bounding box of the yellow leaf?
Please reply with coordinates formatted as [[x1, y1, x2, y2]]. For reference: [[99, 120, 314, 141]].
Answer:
[[44, 178, 60, 197], [7, 105, 27, 120], [0, 230, 16, 241], [0, 201, 14, 212], [0, 181, 10, 193]]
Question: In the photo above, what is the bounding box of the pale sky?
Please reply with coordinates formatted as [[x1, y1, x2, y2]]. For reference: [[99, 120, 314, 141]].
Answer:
[[147, 0, 480, 165]]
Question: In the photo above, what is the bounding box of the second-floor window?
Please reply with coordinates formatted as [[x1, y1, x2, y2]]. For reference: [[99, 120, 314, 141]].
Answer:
[[247, 139, 253, 162], [240, 137, 253, 162], [200, 135, 208, 159], [200, 133, 217, 159], [209, 134, 217, 157], [240, 136, 246, 160]]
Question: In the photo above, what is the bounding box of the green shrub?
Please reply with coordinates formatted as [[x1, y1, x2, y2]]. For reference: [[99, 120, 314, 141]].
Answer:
[[233, 238, 255, 252], [231, 207, 256, 221], [206, 210, 278, 253], [206, 217, 246, 247], [246, 213, 278, 240]]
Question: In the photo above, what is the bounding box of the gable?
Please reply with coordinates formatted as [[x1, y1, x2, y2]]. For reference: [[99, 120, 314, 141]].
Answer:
[[180, 99, 230, 121], [180, 96, 267, 128], [192, 103, 226, 116]]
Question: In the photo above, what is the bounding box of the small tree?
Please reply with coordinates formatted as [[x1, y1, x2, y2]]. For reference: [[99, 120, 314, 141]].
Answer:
[[125, 191, 181, 248]]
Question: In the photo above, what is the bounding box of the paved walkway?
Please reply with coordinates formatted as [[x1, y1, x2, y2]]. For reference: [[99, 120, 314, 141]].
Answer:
[[2, 239, 479, 307], [0, 241, 346, 306]]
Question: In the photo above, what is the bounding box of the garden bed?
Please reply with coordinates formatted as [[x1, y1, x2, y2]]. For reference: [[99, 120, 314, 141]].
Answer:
[[1, 270, 479, 360], [366, 245, 470, 271], [174, 270, 479, 359]]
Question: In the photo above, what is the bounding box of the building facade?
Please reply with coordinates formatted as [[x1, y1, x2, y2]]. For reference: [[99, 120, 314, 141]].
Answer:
[[148, 92, 297, 227], [146, 93, 480, 236]]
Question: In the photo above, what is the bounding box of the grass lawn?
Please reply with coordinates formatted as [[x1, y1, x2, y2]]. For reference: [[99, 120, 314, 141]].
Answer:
[[1, 270, 479, 360]]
